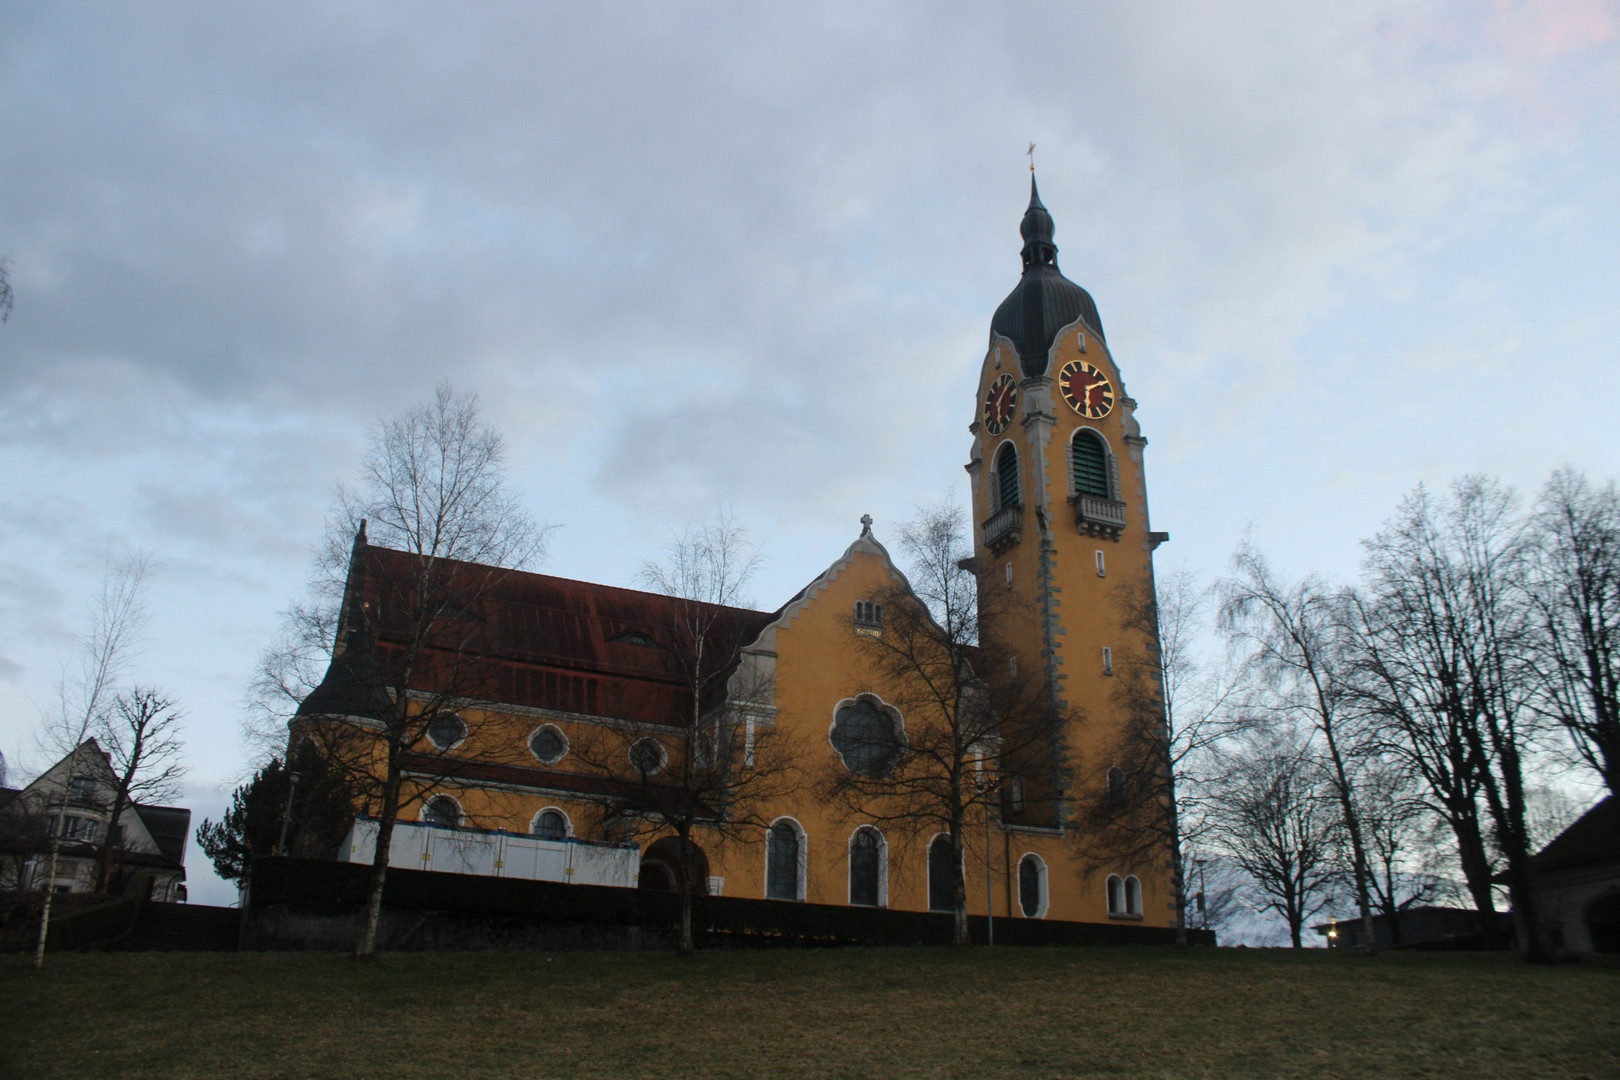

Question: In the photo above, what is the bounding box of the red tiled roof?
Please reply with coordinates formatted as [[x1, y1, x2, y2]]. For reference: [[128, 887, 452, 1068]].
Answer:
[[359, 547, 775, 726]]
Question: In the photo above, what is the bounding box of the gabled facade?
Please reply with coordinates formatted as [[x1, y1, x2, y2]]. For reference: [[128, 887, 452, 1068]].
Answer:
[[293, 182, 1179, 932], [0, 740, 189, 901]]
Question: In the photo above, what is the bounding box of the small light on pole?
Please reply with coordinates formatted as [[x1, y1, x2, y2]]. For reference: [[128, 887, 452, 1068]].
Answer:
[[277, 770, 304, 855]]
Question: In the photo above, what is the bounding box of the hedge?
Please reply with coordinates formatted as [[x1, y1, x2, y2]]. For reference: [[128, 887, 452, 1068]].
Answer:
[[250, 858, 1214, 948]]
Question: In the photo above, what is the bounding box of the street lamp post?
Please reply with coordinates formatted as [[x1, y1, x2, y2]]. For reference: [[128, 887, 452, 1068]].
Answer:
[[277, 770, 303, 855]]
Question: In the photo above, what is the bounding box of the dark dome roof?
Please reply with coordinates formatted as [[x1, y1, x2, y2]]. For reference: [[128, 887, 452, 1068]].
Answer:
[[990, 176, 1104, 377], [296, 626, 393, 721]]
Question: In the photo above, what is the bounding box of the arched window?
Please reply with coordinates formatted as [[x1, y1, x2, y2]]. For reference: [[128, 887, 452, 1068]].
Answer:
[[1126, 875, 1143, 916], [529, 724, 568, 765], [1071, 430, 1110, 498], [1018, 854, 1048, 918], [422, 795, 461, 829], [531, 808, 569, 841], [928, 835, 958, 913], [1107, 765, 1128, 807], [426, 712, 467, 750], [849, 827, 885, 907], [994, 442, 1021, 510], [1106, 873, 1125, 916], [766, 819, 803, 901]]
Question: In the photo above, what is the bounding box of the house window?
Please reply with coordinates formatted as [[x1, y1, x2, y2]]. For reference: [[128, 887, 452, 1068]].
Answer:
[[629, 738, 667, 778], [1107, 874, 1125, 915], [994, 442, 1021, 510], [927, 835, 958, 913], [1009, 776, 1026, 813], [55, 815, 97, 841], [1102, 646, 1114, 675], [1018, 854, 1048, 918], [1095, 550, 1106, 577], [1005, 562, 1014, 589], [853, 601, 884, 631], [1072, 430, 1110, 498], [830, 696, 905, 778], [422, 796, 461, 829], [531, 808, 569, 841], [766, 819, 803, 901], [66, 777, 97, 807], [426, 712, 467, 750], [1126, 875, 1143, 916], [849, 827, 884, 907], [529, 724, 568, 765]]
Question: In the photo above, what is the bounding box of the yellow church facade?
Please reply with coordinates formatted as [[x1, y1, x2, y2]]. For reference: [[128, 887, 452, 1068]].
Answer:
[[292, 178, 1179, 937]]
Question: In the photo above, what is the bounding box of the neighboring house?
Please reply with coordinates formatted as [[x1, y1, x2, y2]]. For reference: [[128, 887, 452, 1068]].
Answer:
[[1525, 796, 1619, 955], [1312, 906, 1513, 950], [0, 740, 189, 901], [291, 181, 1184, 932]]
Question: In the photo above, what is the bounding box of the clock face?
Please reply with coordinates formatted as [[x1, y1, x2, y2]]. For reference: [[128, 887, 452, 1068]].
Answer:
[[983, 373, 1017, 435], [1059, 360, 1115, 419]]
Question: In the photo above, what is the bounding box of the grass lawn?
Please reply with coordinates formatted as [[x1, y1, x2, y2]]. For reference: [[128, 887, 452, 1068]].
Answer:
[[3, 946, 1617, 1079]]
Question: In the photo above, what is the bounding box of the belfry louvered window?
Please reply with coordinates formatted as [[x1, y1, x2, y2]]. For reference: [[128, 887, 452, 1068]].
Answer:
[[1072, 430, 1110, 498], [995, 442, 1021, 509]]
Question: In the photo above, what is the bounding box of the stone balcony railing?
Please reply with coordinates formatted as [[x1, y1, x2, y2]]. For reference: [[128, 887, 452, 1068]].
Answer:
[[1072, 493, 1127, 541], [982, 503, 1023, 555]]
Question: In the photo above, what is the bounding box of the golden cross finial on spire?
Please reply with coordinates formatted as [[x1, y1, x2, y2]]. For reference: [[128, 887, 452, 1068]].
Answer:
[[1027, 142, 1036, 172]]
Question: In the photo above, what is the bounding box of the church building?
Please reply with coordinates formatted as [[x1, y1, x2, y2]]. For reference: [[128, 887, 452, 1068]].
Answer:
[[292, 178, 1179, 935]]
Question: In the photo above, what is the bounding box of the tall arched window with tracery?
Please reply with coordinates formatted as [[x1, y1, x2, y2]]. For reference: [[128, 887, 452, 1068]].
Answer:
[[994, 442, 1021, 510]]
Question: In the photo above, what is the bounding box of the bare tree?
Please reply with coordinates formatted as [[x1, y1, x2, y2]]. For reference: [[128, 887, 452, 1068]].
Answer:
[[818, 505, 1053, 946], [93, 687, 186, 891], [32, 553, 149, 968], [1528, 469, 1620, 795], [571, 515, 801, 955], [1355, 478, 1551, 961], [0, 257, 13, 323], [1219, 543, 1379, 954], [284, 383, 550, 959], [1210, 725, 1339, 948], [1356, 758, 1449, 945], [1085, 568, 1247, 944]]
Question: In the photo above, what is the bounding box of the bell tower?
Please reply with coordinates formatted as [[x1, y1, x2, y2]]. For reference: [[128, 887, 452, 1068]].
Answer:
[[966, 175, 1167, 830]]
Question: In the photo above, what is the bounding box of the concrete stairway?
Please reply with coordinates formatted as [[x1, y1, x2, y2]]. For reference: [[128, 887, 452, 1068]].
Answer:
[[123, 901, 240, 951]]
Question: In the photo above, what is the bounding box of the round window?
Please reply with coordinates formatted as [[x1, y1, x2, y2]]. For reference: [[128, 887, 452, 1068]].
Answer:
[[529, 724, 568, 764], [426, 712, 467, 749], [831, 697, 903, 777], [629, 737, 667, 777]]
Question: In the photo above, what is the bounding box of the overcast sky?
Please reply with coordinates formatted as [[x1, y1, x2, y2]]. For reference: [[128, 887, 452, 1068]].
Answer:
[[2, 2, 1616, 919]]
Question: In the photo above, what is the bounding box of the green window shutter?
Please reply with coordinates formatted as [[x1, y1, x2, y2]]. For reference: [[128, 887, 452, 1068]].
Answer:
[[1072, 433, 1109, 497], [996, 443, 1021, 508]]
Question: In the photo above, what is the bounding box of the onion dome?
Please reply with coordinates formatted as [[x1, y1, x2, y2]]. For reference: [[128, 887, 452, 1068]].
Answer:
[[989, 175, 1105, 377]]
